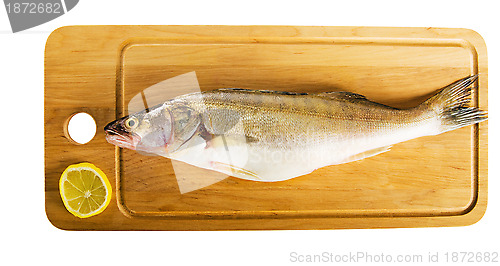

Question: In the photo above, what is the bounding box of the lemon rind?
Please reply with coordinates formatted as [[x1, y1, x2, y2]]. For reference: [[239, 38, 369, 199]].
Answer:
[[59, 162, 112, 218]]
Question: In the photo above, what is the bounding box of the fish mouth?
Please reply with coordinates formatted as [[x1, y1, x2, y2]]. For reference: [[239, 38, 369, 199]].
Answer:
[[104, 121, 141, 150], [105, 134, 139, 150]]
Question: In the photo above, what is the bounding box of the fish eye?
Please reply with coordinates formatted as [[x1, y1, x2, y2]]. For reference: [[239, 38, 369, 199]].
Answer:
[[124, 117, 139, 129]]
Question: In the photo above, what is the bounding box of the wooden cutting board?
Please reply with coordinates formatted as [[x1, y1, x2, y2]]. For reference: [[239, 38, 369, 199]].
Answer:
[[45, 26, 488, 230]]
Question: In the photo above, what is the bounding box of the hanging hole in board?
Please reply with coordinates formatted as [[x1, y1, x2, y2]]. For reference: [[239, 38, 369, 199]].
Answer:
[[64, 112, 97, 145]]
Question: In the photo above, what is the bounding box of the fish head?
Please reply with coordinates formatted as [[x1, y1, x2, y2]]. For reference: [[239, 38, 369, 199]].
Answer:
[[104, 104, 173, 154]]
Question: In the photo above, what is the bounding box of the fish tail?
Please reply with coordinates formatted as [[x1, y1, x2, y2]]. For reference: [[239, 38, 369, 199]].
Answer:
[[423, 75, 487, 133]]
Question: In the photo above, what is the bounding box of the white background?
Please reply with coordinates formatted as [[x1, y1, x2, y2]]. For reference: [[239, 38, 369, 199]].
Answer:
[[1, 0, 498, 265]]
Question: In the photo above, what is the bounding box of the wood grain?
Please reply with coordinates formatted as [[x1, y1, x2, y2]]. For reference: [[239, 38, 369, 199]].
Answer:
[[45, 26, 487, 230]]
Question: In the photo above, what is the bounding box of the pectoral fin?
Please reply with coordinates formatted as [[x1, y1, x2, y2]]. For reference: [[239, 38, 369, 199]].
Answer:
[[210, 161, 262, 181], [341, 146, 392, 164]]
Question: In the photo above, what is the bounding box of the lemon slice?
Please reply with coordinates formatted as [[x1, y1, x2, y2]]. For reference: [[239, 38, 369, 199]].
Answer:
[[59, 162, 112, 218]]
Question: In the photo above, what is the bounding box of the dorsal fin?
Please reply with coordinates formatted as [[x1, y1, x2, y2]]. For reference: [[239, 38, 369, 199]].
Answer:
[[318, 91, 367, 100], [318, 91, 398, 109], [215, 88, 368, 99], [212, 88, 396, 109], [215, 88, 309, 96]]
